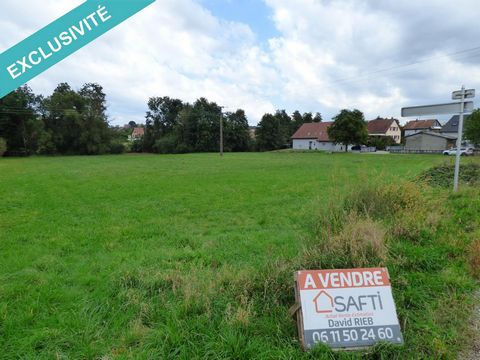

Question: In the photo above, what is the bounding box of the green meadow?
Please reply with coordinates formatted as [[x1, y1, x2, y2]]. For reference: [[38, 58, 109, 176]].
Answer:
[[0, 153, 479, 359]]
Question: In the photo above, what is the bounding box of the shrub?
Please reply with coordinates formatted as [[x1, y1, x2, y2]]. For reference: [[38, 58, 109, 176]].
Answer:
[[308, 180, 425, 268], [418, 162, 480, 187], [305, 214, 387, 269], [0, 138, 6, 157], [344, 181, 422, 219], [130, 139, 144, 153], [175, 144, 192, 154], [109, 142, 126, 154], [153, 135, 177, 154], [366, 136, 397, 150]]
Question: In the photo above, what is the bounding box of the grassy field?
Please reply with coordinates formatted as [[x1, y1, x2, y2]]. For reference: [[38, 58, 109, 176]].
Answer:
[[0, 153, 478, 359]]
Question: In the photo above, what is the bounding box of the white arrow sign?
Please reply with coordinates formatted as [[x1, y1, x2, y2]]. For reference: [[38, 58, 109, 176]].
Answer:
[[452, 89, 475, 100], [401, 101, 474, 117]]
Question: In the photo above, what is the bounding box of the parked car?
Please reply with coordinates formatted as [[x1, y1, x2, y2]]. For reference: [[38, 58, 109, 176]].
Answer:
[[443, 147, 474, 156]]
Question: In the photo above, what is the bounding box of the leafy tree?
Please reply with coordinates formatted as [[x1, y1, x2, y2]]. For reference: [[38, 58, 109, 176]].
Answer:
[[41, 82, 111, 155], [313, 112, 323, 123], [41, 83, 84, 153], [191, 98, 222, 152], [144, 96, 184, 151], [0, 85, 43, 154], [292, 110, 304, 133], [274, 110, 293, 146], [465, 109, 480, 146], [256, 113, 283, 151], [224, 109, 250, 152], [328, 109, 368, 152], [128, 121, 137, 128], [303, 112, 313, 123], [78, 83, 111, 154]]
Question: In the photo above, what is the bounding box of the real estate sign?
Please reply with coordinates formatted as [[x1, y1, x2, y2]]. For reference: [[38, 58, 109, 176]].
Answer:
[[294, 268, 403, 350]]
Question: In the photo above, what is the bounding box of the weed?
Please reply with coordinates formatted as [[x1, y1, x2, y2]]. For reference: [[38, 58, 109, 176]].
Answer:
[[305, 215, 387, 269]]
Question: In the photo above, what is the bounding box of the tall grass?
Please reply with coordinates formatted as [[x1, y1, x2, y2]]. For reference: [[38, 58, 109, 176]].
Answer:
[[242, 178, 479, 358], [1, 154, 479, 358]]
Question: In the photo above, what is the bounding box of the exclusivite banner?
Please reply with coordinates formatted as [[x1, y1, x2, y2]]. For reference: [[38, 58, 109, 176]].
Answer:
[[0, 0, 155, 99]]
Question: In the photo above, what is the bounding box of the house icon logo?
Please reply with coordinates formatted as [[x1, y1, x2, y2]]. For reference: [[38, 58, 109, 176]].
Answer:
[[313, 290, 334, 313]]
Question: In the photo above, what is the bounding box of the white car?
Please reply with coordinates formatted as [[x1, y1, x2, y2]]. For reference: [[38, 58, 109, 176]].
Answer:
[[443, 147, 474, 156]]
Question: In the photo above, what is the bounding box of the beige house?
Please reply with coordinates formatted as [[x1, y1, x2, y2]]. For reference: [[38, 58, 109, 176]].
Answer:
[[367, 117, 402, 144]]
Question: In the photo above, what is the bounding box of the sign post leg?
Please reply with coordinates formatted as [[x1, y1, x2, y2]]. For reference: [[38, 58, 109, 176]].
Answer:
[[453, 86, 466, 192]]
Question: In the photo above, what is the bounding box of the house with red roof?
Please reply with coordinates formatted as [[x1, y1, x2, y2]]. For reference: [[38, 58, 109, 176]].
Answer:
[[291, 122, 349, 152], [128, 127, 145, 142], [367, 117, 402, 144]]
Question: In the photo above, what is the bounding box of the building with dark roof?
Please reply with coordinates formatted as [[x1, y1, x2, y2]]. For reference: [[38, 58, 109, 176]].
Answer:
[[440, 115, 471, 138]]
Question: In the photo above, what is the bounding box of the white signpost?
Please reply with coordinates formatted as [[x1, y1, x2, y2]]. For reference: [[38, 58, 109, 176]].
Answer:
[[294, 268, 403, 350], [401, 86, 475, 192], [401, 101, 473, 117], [452, 89, 475, 100]]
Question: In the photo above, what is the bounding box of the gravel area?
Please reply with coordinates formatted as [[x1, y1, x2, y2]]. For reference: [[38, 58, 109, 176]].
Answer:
[[459, 292, 480, 360]]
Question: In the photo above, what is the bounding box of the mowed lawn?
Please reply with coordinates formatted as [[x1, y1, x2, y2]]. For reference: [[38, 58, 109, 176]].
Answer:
[[0, 153, 446, 358]]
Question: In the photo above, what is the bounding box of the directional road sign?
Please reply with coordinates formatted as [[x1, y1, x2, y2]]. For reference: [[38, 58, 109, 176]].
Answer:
[[452, 89, 475, 100], [401, 101, 474, 117]]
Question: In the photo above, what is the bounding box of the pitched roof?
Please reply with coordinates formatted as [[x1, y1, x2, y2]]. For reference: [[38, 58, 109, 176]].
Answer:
[[132, 127, 145, 137], [405, 131, 457, 140], [291, 122, 333, 141], [404, 119, 440, 130], [441, 115, 470, 133], [367, 118, 398, 134]]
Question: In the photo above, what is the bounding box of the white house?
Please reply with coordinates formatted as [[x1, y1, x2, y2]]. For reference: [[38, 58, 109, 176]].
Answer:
[[291, 122, 349, 152]]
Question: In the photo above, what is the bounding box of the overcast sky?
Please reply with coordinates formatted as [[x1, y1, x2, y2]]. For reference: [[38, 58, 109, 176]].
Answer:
[[1, 0, 479, 125]]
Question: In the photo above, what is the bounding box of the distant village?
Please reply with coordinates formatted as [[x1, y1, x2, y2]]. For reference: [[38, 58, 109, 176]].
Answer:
[[128, 115, 471, 154], [289, 116, 468, 153]]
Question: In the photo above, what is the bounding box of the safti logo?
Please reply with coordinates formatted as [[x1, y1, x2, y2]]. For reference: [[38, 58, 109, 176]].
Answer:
[[313, 290, 334, 314]]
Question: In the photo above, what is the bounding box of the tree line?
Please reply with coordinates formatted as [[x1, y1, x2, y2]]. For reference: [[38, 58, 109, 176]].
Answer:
[[0, 83, 119, 156], [139, 96, 323, 154], [2, 83, 479, 157], [0, 83, 324, 156]]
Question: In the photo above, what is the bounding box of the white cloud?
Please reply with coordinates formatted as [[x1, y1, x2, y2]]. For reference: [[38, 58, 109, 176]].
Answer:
[[264, 0, 480, 123], [1, 0, 277, 125], [1, 0, 480, 125]]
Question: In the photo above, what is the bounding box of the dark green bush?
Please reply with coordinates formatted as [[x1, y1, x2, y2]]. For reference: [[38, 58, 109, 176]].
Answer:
[[108, 142, 126, 154], [153, 135, 177, 154], [418, 162, 480, 187], [0, 138, 6, 157]]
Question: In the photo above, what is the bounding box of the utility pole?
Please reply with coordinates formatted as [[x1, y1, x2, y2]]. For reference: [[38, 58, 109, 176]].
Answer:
[[453, 85, 466, 192], [220, 109, 224, 157]]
